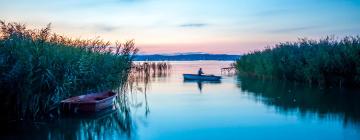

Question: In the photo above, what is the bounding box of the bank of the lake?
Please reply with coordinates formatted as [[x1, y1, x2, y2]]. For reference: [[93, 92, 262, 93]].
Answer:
[[0, 21, 137, 122], [236, 36, 360, 87]]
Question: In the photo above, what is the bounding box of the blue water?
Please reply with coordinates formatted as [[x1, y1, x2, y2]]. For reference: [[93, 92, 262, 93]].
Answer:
[[131, 61, 360, 140], [3, 61, 360, 140]]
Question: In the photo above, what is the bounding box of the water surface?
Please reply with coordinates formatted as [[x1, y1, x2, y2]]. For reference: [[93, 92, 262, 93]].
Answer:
[[134, 61, 360, 140]]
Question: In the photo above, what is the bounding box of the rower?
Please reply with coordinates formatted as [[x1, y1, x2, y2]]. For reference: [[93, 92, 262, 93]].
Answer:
[[198, 68, 204, 75]]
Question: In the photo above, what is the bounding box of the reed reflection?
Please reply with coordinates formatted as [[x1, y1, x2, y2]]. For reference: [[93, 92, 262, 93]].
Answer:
[[129, 62, 171, 116], [236, 76, 360, 128], [2, 92, 135, 140]]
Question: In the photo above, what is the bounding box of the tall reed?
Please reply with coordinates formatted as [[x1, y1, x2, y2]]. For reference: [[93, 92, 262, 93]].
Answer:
[[236, 36, 360, 87], [131, 62, 171, 79], [0, 21, 138, 122]]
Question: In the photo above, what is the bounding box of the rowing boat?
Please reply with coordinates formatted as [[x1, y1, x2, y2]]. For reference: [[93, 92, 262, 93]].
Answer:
[[183, 74, 221, 81], [61, 91, 116, 113]]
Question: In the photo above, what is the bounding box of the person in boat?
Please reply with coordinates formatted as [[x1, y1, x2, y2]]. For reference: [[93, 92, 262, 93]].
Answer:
[[198, 68, 204, 75]]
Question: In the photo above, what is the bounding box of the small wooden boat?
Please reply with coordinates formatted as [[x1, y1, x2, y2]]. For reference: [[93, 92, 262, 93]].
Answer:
[[183, 74, 222, 81], [61, 91, 116, 113]]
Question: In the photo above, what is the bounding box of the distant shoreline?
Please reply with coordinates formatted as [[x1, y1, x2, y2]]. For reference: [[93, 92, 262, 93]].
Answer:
[[133, 60, 236, 61], [134, 53, 241, 61]]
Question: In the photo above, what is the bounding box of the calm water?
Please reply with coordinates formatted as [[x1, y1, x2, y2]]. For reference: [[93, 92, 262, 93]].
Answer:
[[2, 61, 360, 140]]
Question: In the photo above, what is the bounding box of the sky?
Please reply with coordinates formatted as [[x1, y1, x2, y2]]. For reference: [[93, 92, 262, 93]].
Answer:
[[1, 0, 360, 54]]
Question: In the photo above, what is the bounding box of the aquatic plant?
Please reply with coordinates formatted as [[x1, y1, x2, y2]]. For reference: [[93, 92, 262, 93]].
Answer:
[[0, 21, 138, 122], [131, 62, 171, 79], [236, 36, 360, 87]]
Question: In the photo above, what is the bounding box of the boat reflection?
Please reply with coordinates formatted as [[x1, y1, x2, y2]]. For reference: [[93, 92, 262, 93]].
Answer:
[[183, 79, 221, 93], [52, 107, 133, 139]]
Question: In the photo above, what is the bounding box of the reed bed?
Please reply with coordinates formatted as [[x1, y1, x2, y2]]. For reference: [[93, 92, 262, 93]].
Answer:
[[131, 62, 171, 80], [0, 21, 138, 122], [236, 36, 360, 87]]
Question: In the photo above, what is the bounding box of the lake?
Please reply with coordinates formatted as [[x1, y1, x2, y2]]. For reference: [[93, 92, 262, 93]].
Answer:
[[2, 61, 360, 140]]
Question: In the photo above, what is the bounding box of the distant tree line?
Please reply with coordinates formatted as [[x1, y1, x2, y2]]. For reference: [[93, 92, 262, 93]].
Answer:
[[236, 36, 360, 87], [134, 54, 240, 61]]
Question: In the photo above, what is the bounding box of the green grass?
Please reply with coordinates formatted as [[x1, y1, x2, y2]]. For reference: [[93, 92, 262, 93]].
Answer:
[[236, 36, 360, 87], [0, 21, 138, 122]]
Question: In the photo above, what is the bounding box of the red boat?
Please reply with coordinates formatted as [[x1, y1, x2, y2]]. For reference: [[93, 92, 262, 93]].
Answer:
[[61, 91, 117, 113]]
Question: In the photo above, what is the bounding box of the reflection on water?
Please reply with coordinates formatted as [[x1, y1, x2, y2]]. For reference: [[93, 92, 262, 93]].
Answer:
[[237, 76, 360, 128], [2, 100, 134, 140], [183, 80, 222, 93], [50, 108, 133, 140], [128, 62, 172, 117]]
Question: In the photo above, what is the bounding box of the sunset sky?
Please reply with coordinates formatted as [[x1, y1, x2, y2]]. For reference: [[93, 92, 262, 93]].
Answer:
[[1, 0, 359, 54]]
